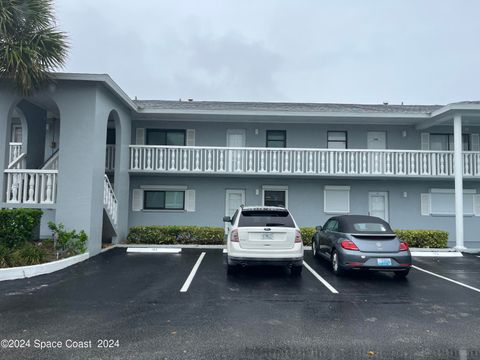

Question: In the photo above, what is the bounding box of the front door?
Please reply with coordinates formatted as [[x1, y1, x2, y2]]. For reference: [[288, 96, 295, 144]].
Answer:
[[225, 189, 245, 233], [369, 192, 389, 222], [226, 129, 246, 171], [367, 131, 386, 149]]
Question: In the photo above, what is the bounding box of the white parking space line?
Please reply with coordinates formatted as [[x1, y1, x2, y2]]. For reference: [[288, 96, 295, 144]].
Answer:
[[127, 248, 182, 254], [412, 265, 480, 294], [180, 252, 206, 293], [303, 261, 339, 294]]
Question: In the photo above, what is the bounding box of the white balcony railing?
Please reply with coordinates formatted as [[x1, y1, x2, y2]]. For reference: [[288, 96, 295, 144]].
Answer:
[[5, 169, 58, 204], [104, 175, 118, 226], [105, 145, 116, 172], [9, 142, 22, 163], [129, 145, 480, 177]]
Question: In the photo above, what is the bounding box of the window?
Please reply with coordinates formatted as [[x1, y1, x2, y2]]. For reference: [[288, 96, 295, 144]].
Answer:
[[428, 189, 476, 216], [353, 223, 387, 232], [327, 131, 347, 149], [325, 220, 339, 231], [324, 186, 350, 214], [146, 129, 186, 146], [266, 130, 286, 148], [143, 190, 185, 210], [430, 134, 470, 151], [262, 186, 288, 207], [238, 209, 295, 227]]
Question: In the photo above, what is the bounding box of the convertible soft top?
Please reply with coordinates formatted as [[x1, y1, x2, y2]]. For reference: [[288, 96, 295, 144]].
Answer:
[[331, 215, 395, 235]]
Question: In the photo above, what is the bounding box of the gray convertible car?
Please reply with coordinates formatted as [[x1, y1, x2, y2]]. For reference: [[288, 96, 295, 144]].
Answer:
[[311, 215, 412, 278]]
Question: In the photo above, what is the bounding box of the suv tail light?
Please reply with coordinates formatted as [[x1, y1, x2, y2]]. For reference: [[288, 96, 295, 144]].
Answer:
[[294, 230, 302, 243], [231, 229, 239, 242], [399, 241, 409, 251], [340, 240, 359, 251]]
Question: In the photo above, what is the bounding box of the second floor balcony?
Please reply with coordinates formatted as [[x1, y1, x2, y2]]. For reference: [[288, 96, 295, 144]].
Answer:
[[129, 145, 480, 178]]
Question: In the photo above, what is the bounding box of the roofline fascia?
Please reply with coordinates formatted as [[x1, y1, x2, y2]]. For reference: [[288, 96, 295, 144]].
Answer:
[[135, 107, 432, 119]]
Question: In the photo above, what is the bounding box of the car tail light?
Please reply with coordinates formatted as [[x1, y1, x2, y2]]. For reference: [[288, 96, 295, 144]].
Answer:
[[294, 230, 302, 243], [399, 242, 409, 251], [340, 240, 359, 251], [231, 229, 239, 242]]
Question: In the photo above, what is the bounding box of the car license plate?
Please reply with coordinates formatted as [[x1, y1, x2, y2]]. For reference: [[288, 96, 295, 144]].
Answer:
[[377, 258, 392, 266], [262, 232, 273, 240]]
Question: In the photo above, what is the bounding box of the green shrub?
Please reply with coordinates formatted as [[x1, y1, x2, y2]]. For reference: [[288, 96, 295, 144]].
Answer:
[[9, 242, 46, 266], [300, 227, 316, 246], [0, 209, 43, 248], [128, 225, 321, 246], [395, 229, 448, 248], [48, 222, 88, 257], [0, 245, 12, 268], [127, 226, 225, 245]]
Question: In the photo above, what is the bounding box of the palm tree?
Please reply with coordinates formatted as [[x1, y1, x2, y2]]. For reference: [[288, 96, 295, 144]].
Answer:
[[0, 0, 68, 95]]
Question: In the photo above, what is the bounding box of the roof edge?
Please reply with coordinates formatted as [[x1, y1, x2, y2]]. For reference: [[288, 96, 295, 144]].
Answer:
[[51, 73, 138, 111]]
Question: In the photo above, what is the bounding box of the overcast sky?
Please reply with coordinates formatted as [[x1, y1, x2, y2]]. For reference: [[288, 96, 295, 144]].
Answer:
[[55, 0, 480, 105]]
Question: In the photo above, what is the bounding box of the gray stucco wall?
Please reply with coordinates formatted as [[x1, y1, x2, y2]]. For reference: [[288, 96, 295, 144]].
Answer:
[[129, 175, 480, 247], [132, 120, 480, 150]]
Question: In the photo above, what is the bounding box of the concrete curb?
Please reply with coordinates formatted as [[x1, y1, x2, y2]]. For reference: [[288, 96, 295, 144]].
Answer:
[[0, 253, 90, 282], [118, 244, 226, 249]]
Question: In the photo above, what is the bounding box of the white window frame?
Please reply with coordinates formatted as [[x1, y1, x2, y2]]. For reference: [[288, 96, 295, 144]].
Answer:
[[324, 185, 350, 214], [429, 188, 476, 216], [262, 185, 288, 208], [138, 185, 190, 212]]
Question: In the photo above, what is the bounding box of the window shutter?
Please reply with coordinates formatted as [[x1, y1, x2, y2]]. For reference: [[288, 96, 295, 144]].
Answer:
[[420, 193, 431, 216], [136, 128, 145, 145], [474, 194, 480, 216], [471, 134, 480, 151], [186, 129, 195, 146], [132, 189, 143, 211], [185, 190, 196, 212], [421, 133, 430, 150]]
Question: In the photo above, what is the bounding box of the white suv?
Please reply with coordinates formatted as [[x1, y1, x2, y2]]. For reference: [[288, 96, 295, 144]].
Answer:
[[223, 206, 304, 275]]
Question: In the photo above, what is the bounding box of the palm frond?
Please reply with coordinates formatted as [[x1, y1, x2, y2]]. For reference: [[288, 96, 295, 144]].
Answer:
[[0, 0, 68, 95]]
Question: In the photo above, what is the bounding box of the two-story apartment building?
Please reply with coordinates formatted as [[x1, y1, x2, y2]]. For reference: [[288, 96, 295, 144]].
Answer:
[[1, 73, 479, 255]]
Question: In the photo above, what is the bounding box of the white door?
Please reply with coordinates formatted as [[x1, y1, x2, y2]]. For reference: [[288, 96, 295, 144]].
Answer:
[[226, 129, 246, 171], [367, 131, 386, 149], [369, 192, 389, 222], [225, 189, 245, 233]]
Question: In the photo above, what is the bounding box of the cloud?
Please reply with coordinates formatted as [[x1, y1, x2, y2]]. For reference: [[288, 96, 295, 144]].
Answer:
[[55, 0, 480, 104]]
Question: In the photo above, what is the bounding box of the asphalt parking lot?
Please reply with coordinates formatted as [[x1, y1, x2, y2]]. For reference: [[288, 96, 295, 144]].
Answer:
[[1, 248, 480, 360]]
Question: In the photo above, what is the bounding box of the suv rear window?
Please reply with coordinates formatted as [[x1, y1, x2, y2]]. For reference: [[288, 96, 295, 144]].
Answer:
[[238, 210, 295, 227]]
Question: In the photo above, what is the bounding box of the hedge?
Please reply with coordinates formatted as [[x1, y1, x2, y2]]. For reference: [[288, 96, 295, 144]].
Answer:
[[0, 209, 43, 249], [300, 227, 316, 246], [127, 226, 449, 248], [394, 229, 448, 248], [127, 226, 225, 245]]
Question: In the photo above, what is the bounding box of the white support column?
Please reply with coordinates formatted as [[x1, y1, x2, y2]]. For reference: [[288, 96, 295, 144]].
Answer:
[[453, 114, 465, 249]]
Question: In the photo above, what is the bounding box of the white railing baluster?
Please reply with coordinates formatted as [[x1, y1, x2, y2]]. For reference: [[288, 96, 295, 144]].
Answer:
[[127, 145, 476, 179]]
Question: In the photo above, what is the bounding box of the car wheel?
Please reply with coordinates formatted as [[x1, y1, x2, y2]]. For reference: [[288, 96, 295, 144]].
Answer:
[[291, 265, 303, 276], [394, 269, 410, 279], [331, 250, 345, 276], [312, 239, 318, 258]]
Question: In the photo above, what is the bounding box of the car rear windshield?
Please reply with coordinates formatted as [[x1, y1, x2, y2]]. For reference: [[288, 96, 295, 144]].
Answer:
[[352, 222, 388, 232], [238, 210, 295, 227]]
